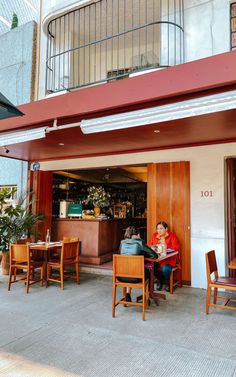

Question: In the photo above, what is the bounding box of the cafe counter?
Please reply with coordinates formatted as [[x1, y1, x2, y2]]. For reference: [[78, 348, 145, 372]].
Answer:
[[52, 218, 146, 265]]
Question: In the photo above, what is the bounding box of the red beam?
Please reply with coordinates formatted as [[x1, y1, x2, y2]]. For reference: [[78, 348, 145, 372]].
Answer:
[[1, 50, 236, 133]]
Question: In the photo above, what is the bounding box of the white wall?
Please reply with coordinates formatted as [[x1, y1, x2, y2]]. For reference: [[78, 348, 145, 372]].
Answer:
[[184, 0, 230, 62], [39, 142, 236, 289]]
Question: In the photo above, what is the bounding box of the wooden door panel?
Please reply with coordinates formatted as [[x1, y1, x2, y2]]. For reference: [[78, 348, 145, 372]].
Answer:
[[226, 158, 236, 278], [28, 170, 53, 240], [156, 163, 171, 222], [147, 161, 191, 284]]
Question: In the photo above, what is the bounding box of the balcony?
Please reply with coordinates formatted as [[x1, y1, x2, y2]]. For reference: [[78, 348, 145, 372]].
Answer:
[[46, 0, 184, 94]]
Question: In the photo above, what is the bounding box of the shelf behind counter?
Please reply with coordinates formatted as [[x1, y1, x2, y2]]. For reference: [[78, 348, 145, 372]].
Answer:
[[52, 217, 147, 265]]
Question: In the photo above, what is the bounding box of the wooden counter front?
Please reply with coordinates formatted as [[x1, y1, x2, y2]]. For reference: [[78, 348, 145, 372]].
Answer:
[[52, 218, 147, 265], [52, 218, 125, 265]]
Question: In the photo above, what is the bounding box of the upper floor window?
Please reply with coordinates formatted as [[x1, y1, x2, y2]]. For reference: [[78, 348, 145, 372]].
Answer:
[[231, 2, 236, 50]]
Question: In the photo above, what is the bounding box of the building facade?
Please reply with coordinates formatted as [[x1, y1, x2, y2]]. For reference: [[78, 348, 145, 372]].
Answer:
[[1, 0, 236, 288], [0, 0, 39, 199]]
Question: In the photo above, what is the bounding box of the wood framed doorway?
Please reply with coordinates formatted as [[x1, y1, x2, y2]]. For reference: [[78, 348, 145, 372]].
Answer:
[[147, 161, 191, 285], [226, 158, 236, 277], [30, 162, 191, 280]]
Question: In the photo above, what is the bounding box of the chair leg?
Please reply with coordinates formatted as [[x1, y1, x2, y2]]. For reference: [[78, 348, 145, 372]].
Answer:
[[75, 262, 80, 284], [8, 267, 13, 291], [179, 268, 182, 287], [60, 265, 64, 290], [13, 267, 17, 281], [145, 282, 149, 309], [123, 287, 127, 306], [142, 285, 145, 321], [46, 264, 51, 287], [26, 268, 30, 294], [40, 267, 44, 287], [213, 288, 218, 304], [112, 284, 117, 318], [169, 271, 174, 294], [206, 287, 211, 314]]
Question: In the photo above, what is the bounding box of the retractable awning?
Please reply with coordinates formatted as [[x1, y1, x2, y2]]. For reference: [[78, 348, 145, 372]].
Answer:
[[80, 90, 236, 134], [0, 51, 236, 161]]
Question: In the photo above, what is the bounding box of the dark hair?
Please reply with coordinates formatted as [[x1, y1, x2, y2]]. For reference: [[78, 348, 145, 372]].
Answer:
[[156, 221, 168, 229], [124, 226, 140, 239]]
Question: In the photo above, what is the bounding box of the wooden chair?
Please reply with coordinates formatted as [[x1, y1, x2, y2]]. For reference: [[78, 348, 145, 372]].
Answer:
[[205, 250, 236, 314], [51, 236, 79, 259], [63, 236, 79, 242], [8, 244, 44, 293], [46, 240, 79, 289], [112, 254, 149, 321], [169, 252, 182, 294], [16, 238, 32, 244]]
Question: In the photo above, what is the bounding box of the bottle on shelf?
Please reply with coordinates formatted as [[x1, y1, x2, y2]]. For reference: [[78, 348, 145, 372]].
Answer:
[[45, 229, 50, 244]]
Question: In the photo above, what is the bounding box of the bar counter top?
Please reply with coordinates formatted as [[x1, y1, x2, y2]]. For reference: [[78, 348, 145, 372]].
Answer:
[[54, 217, 146, 221]]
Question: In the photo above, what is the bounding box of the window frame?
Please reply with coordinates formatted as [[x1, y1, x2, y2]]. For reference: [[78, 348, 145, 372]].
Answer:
[[230, 2, 236, 50]]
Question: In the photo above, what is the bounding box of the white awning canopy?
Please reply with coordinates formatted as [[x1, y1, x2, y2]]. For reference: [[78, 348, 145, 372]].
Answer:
[[0, 126, 46, 146], [0, 120, 82, 147], [80, 89, 236, 134]]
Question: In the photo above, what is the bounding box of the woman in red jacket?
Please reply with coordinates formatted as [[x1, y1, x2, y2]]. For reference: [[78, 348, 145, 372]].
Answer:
[[148, 221, 180, 291]]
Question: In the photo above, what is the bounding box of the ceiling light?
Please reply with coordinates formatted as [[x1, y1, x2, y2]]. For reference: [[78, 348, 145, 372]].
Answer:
[[58, 142, 64, 146], [80, 90, 236, 134], [154, 130, 160, 133]]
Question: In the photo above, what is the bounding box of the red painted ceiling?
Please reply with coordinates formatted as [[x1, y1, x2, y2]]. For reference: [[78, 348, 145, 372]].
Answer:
[[1, 51, 236, 162]]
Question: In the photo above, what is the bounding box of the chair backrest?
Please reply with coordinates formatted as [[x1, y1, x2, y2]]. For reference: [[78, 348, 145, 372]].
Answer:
[[61, 240, 79, 261], [63, 236, 79, 242], [113, 254, 145, 280], [16, 238, 32, 244], [10, 244, 29, 264], [205, 250, 218, 283]]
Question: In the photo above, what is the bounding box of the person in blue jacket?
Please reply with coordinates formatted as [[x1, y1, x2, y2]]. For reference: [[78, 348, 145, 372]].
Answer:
[[119, 226, 156, 302]]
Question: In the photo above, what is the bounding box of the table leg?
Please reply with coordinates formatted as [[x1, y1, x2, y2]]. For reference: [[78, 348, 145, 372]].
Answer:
[[149, 266, 166, 305]]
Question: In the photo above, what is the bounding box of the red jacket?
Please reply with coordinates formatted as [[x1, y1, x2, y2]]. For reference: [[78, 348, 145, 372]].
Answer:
[[148, 231, 180, 267]]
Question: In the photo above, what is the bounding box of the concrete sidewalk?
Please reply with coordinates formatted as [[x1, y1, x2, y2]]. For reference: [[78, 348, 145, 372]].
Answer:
[[0, 272, 236, 377]]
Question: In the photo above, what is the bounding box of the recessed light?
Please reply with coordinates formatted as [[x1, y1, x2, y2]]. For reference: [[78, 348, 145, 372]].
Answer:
[[154, 130, 160, 133], [58, 142, 64, 146]]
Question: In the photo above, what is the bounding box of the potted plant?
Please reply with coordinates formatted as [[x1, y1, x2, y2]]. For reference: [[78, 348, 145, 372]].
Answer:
[[86, 186, 110, 216], [0, 188, 43, 274]]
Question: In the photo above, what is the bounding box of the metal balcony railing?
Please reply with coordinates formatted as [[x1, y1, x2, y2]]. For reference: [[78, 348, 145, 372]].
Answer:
[[46, 0, 184, 94]]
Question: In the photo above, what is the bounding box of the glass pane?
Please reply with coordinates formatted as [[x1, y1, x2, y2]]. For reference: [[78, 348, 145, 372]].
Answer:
[[232, 18, 236, 32], [232, 32, 236, 47], [232, 3, 236, 17]]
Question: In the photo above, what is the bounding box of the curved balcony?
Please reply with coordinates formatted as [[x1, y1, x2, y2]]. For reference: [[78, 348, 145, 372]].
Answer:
[[46, 0, 184, 94]]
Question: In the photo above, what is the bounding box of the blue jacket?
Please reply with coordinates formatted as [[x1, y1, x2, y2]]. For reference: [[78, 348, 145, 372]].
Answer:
[[120, 238, 156, 258]]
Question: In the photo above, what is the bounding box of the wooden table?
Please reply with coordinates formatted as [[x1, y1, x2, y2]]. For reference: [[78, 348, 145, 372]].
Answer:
[[29, 241, 62, 250], [29, 242, 62, 280], [228, 258, 236, 269], [145, 251, 179, 305]]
